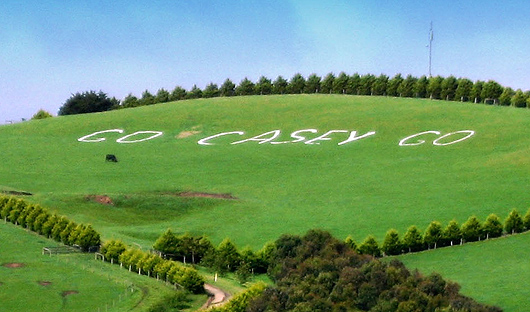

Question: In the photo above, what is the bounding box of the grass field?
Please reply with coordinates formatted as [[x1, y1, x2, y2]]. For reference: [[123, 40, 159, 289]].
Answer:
[[396, 232, 530, 312], [0, 221, 205, 311], [1, 94, 530, 310]]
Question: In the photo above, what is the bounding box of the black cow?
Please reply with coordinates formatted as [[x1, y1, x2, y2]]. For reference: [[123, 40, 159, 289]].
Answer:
[[105, 154, 118, 162]]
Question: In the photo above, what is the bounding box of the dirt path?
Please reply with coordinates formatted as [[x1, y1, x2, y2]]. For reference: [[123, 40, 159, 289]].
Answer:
[[201, 284, 231, 310]]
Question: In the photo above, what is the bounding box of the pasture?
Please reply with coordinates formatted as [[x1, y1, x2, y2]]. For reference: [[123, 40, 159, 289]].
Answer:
[[0, 221, 203, 311], [1, 94, 530, 310]]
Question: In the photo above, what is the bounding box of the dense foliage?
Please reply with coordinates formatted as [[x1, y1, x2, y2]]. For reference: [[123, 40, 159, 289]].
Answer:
[[58, 90, 119, 115], [246, 229, 502, 312]]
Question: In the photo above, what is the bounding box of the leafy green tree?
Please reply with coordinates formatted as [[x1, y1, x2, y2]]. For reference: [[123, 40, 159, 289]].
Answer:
[[357, 235, 381, 257], [443, 220, 461, 246], [483, 214, 503, 239], [346, 73, 361, 94], [332, 72, 349, 94], [58, 90, 118, 115], [170, 86, 187, 100], [255, 76, 273, 95], [121, 93, 140, 108], [461, 216, 483, 242], [511, 89, 528, 108], [31, 109, 53, 120], [41, 214, 59, 238], [358, 74, 376, 96], [481, 80, 503, 103], [203, 83, 220, 98], [154, 88, 171, 103], [413, 75, 429, 98], [470, 80, 484, 103], [33, 212, 50, 235], [186, 84, 203, 99], [153, 229, 179, 256], [272, 76, 288, 94], [77, 224, 101, 251], [499, 87, 514, 106], [455, 78, 474, 101], [236, 78, 256, 96], [402, 225, 424, 252], [216, 238, 241, 272], [505, 209, 524, 234], [288, 73, 306, 94], [397, 74, 417, 98], [387, 74, 404, 97], [320, 73, 335, 94], [220, 79, 236, 96], [139, 90, 156, 105], [100, 240, 127, 262], [254, 76, 272, 95], [440, 75, 458, 101], [304, 74, 321, 93], [382, 229, 402, 255], [427, 76, 444, 99], [51, 216, 69, 242], [371, 74, 388, 96], [423, 221, 443, 249]]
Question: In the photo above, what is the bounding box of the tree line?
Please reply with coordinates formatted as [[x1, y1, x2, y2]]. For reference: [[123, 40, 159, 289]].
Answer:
[[58, 72, 530, 115], [0, 195, 100, 251], [354, 208, 530, 258]]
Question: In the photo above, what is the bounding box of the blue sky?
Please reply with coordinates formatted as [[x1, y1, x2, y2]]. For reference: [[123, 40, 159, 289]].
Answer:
[[1, 0, 530, 122]]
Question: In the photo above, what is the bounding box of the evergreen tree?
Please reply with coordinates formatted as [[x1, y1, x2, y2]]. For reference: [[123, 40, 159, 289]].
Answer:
[[332, 72, 349, 94], [423, 221, 442, 249], [272, 76, 288, 94], [358, 74, 376, 95], [139, 90, 156, 105], [397, 74, 417, 98], [220, 79, 236, 96], [304, 74, 321, 93], [402, 225, 424, 252], [58, 90, 117, 115], [186, 84, 203, 99], [371, 74, 389, 96], [455, 78, 474, 102], [288, 73, 306, 94], [346, 73, 361, 94], [155, 88, 171, 103], [443, 220, 461, 246], [499, 87, 514, 106], [382, 229, 402, 255], [387, 74, 404, 97], [236, 77, 256, 96], [216, 238, 241, 272], [170, 86, 187, 100], [255, 76, 273, 95], [344, 235, 357, 252], [461, 216, 483, 242], [511, 89, 528, 108], [440, 75, 458, 101], [320, 73, 335, 94], [483, 214, 503, 239], [202, 83, 220, 98], [358, 235, 381, 257], [505, 209, 524, 234], [470, 80, 484, 103], [121, 93, 139, 108], [427, 76, 444, 99], [413, 75, 429, 98]]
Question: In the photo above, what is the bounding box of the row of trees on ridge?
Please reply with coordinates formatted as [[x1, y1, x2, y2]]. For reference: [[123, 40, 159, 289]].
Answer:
[[57, 72, 530, 115]]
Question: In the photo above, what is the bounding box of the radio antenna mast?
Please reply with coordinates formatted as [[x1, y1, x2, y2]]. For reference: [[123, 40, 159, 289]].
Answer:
[[428, 21, 434, 77]]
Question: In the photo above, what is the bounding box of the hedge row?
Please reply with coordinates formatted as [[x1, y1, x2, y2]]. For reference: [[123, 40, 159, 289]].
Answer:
[[351, 208, 530, 257], [0, 195, 100, 251], [99, 240, 205, 294]]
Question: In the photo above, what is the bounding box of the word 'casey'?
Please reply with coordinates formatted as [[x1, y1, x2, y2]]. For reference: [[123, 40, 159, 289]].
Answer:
[[78, 129, 475, 146]]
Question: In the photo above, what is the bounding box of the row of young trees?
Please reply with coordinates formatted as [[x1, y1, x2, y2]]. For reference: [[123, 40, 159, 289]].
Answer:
[[152, 229, 273, 283], [99, 240, 205, 294], [0, 196, 100, 251], [352, 208, 530, 257], [118, 72, 530, 109]]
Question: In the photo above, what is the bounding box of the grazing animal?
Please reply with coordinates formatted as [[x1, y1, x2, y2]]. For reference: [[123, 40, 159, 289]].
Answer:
[[105, 154, 118, 162]]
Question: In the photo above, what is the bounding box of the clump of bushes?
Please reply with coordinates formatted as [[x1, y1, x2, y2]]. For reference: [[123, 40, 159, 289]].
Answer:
[[0, 195, 100, 251]]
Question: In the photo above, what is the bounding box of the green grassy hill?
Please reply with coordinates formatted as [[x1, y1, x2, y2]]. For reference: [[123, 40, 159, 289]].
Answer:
[[2, 94, 530, 309]]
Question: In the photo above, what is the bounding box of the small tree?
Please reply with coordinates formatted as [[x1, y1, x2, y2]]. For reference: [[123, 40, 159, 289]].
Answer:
[[51, 216, 69, 241], [402, 225, 424, 252], [505, 209, 524, 234], [236, 78, 255, 96], [203, 83, 220, 98], [288, 73, 305, 94], [216, 238, 241, 273], [443, 220, 461, 246], [100, 240, 127, 262], [220, 79, 236, 97], [320, 73, 335, 94], [357, 235, 381, 257], [304, 74, 321, 93], [483, 214, 503, 239], [170, 86, 187, 101], [382, 229, 402, 256], [155, 88, 171, 103], [255, 76, 273, 95], [461, 216, 482, 242], [523, 208, 530, 230], [77, 224, 101, 251], [272, 75, 289, 94], [423, 221, 443, 249]]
